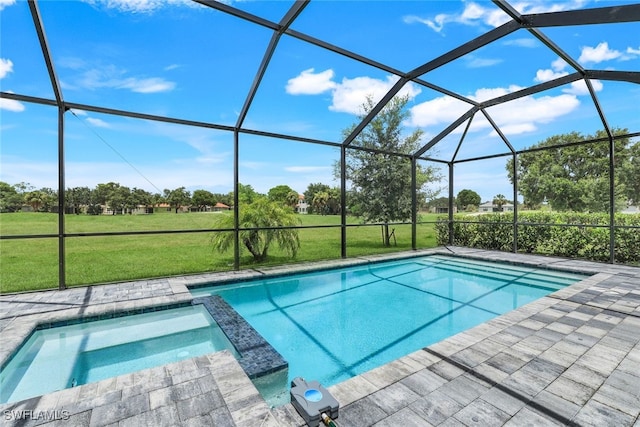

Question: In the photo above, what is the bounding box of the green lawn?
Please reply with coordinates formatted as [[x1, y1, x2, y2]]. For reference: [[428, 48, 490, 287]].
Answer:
[[0, 212, 442, 293]]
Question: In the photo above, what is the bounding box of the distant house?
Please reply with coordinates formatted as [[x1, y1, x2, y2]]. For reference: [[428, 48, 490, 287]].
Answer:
[[429, 205, 457, 214], [213, 202, 231, 212], [479, 201, 515, 212], [296, 194, 308, 214], [427, 197, 457, 214], [153, 203, 189, 213]]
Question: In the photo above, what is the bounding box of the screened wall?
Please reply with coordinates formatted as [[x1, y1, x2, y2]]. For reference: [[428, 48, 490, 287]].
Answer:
[[1, 0, 639, 291]]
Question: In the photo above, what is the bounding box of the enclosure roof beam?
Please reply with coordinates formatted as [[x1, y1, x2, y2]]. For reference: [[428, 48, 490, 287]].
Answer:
[[586, 70, 640, 84], [196, 0, 478, 108], [492, 1, 586, 75], [586, 79, 613, 139], [28, 0, 63, 106], [480, 73, 582, 108], [0, 91, 57, 107], [451, 115, 474, 163], [64, 100, 417, 160], [192, 0, 279, 31], [409, 20, 521, 79], [235, 0, 309, 129], [343, 20, 518, 148], [522, 4, 640, 27], [64, 101, 236, 132], [452, 131, 640, 164], [10, 94, 417, 159], [285, 28, 478, 107], [414, 107, 479, 158], [481, 109, 515, 154], [342, 77, 409, 147]]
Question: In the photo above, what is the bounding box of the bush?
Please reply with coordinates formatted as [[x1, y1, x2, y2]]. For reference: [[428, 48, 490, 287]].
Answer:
[[435, 212, 640, 264]]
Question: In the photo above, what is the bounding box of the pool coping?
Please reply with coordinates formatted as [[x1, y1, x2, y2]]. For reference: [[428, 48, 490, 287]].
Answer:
[[192, 295, 288, 379], [1, 247, 638, 426]]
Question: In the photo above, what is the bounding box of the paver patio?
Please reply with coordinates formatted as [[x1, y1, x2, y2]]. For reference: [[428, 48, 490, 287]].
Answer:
[[1, 248, 638, 426]]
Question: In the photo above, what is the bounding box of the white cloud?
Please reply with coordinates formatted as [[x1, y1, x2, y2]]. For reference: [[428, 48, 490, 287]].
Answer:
[[483, 93, 580, 135], [86, 117, 111, 128], [164, 64, 181, 71], [578, 42, 622, 65], [562, 79, 603, 96], [409, 84, 581, 137], [149, 122, 231, 165], [330, 75, 421, 115], [534, 57, 570, 83], [534, 68, 569, 83], [502, 38, 538, 48], [0, 0, 16, 11], [82, 0, 198, 14], [284, 166, 332, 173], [286, 68, 337, 95], [408, 96, 470, 127], [0, 58, 13, 79], [405, 1, 587, 33], [466, 57, 503, 68], [626, 46, 640, 56], [403, 14, 448, 33], [286, 69, 421, 115], [551, 57, 568, 72], [59, 61, 176, 94], [0, 91, 25, 112], [470, 85, 525, 103], [0, 97, 25, 112], [118, 77, 176, 93], [57, 57, 87, 70], [403, 2, 508, 33]]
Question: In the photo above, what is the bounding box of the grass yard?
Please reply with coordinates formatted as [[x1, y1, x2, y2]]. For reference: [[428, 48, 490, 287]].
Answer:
[[1, 212, 442, 293]]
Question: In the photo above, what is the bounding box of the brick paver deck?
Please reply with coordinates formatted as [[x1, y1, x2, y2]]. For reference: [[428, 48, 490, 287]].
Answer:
[[1, 248, 638, 426]]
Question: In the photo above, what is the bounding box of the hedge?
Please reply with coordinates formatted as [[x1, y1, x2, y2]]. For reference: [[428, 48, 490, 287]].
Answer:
[[435, 212, 640, 264]]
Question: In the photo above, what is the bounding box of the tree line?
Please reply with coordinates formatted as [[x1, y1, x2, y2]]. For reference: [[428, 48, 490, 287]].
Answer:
[[507, 129, 639, 212], [0, 179, 343, 215]]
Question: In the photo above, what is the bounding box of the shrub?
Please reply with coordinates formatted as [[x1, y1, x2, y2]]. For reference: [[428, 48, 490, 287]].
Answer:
[[435, 212, 640, 264]]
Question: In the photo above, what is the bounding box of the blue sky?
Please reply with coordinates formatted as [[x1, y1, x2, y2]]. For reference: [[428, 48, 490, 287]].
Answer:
[[1, 0, 639, 203]]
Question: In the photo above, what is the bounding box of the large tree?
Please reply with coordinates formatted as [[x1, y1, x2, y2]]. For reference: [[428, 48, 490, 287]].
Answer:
[[620, 141, 640, 205], [233, 183, 262, 205], [304, 183, 340, 214], [0, 182, 23, 212], [164, 187, 191, 213], [211, 198, 300, 262], [65, 186, 93, 214], [268, 185, 299, 210], [192, 189, 216, 211], [456, 189, 481, 211], [338, 95, 441, 246], [507, 130, 632, 212]]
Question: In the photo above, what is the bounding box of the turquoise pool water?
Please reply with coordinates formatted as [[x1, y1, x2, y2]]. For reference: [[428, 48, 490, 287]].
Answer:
[[191, 255, 586, 392], [0, 305, 237, 404]]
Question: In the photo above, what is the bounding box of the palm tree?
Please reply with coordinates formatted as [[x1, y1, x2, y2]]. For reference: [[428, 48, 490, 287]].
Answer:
[[24, 191, 46, 212], [211, 198, 301, 262], [493, 194, 508, 212], [312, 191, 329, 215]]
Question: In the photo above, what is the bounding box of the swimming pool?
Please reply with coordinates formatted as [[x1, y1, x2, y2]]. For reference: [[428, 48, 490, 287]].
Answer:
[[191, 255, 587, 399], [0, 304, 237, 404]]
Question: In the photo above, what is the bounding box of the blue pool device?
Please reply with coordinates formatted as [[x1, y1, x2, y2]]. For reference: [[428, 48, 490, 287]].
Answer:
[[290, 377, 339, 426]]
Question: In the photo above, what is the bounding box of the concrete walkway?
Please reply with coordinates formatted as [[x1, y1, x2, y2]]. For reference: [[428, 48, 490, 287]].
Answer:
[[1, 248, 638, 426]]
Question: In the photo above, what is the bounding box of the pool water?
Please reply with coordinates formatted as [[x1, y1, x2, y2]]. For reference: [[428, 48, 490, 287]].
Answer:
[[192, 255, 586, 392], [0, 305, 237, 404]]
